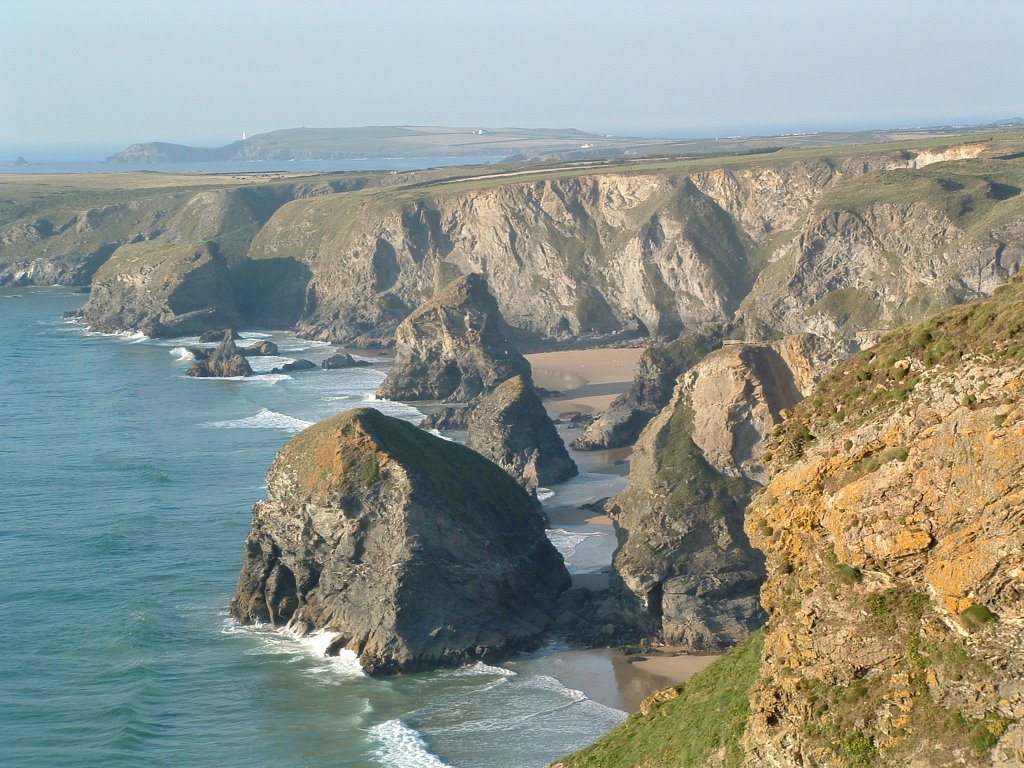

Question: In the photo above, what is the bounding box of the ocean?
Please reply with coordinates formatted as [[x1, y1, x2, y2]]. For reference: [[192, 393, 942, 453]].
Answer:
[[0, 153, 503, 176], [0, 287, 627, 768]]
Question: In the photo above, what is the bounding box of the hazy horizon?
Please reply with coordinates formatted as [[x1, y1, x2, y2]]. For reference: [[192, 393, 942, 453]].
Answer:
[[3, 0, 1022, 152]]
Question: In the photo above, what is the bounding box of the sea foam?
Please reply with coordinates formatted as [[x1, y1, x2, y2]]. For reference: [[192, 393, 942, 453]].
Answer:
[[204, 408, 313, 433], [370, 720, 455, 768], [546, 528, 608, 560]]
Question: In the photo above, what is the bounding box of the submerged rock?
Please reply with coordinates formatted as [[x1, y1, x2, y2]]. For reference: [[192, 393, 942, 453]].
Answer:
[[186, 330, 253, 377], [467, 375, 577, 491], [230, 407, 570, 674], [376, 273, 532, 403]]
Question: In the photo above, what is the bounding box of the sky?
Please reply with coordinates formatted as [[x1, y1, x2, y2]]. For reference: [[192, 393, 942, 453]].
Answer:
[[3, 0, 1022, 150]]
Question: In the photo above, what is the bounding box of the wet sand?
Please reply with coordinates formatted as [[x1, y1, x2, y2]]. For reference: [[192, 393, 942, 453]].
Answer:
[[536, 647, 722, 714]]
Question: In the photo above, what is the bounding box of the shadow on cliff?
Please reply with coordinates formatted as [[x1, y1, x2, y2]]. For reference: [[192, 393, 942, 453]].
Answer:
[[231, 257, 313, 329]]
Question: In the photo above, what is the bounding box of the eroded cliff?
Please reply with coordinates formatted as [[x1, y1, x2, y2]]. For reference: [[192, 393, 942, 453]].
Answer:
[[231, 408, 570, 675], [558, 276, 1024, 768], [744, 277, 1024, 767]]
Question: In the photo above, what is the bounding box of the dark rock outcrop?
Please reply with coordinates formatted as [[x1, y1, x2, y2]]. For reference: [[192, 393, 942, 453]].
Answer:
[[80, 241, 239, 337], [271, 358, 316, 374], [466, 375, 578, 491], [322, 352, 370, 369], [230, 408, 570, 674], [376, 273, 532, 403], [186, 330, 253, 377], [606, 335, 852, 647], [573, 332, 719, 451], [241, 340, 279, 356], [199, 328, 239, 343], [420, 406, 471, 431]]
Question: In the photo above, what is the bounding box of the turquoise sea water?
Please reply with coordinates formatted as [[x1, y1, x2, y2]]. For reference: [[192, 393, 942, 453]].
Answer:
[[0, 288, 625, 768]]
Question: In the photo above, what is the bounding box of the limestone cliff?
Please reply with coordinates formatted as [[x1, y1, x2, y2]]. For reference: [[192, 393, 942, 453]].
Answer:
[[230, 408, 570, 675], [250, 145, 1024, 346], [466, 375, 578, 491], [80, 241, 239, 336], [376, 273, 532, 402]]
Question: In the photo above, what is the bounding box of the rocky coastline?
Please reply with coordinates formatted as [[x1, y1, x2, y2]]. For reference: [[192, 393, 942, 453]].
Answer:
[[10, 137, 1024, 761]]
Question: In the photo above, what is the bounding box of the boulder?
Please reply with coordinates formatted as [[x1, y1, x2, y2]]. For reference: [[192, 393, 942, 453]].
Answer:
[[241, 340, 278, 356], [199, 328, 240, 343], [186, 330, 253, 377], [376, 273, 532, 403], [322, 352, 371, 369], [80, 241, 239, 337], [467, 375, 578, 491], [230, 408, 570, 674], [271, 358, 316, 374]]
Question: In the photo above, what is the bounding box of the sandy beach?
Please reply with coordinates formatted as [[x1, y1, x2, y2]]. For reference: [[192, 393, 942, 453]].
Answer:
[[527, 347, 645, 416], [524, 646, 722, 714]]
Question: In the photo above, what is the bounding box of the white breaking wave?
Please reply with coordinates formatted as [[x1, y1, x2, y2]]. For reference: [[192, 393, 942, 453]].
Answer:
[[440, 661, 517, 680], [370, 720, 455, 768], [223, 622, 364, 678], [546, 528, 608, 560], [85, 328, 149, 342], [170, 347, 195, 361], [536, 487, 555, 501], [360, 394, 426, 423], [246, 355, 296, 374], [204, 408, 313, 433], [187, 372, 292, 383]]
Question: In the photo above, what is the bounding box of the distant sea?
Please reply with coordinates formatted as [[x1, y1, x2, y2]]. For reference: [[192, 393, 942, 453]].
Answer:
[[0, 288, 626, 768], [0, 148, 503, 175]]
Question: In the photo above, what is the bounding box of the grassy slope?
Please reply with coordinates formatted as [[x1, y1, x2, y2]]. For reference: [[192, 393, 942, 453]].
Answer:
[[772, 271, 1024, 462], [555, 630, 765, 768]]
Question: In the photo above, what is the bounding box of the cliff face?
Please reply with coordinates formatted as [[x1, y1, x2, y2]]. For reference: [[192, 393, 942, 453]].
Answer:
[[741, 280, 1024, 766], [606, 333, 846, 649], [7, 144, 1021, 349], [231, 408, 570, 675], [0, 183, 300, 288], [250, 164, 859, 345], [739, 161, 1024, 339], [553, 282, 1024, 768], [247, 148, 1023, 347], [80, 241, 239, 336]]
